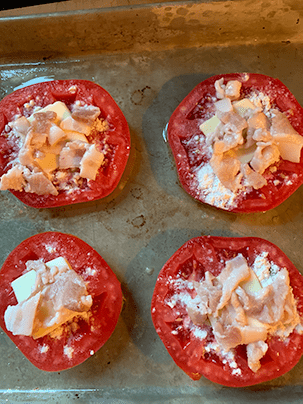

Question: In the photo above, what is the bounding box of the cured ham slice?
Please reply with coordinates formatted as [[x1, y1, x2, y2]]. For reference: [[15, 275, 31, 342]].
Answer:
[[214, 98, 233, 119], [5, 292, 41, 336], [167, 252, 302, 373], [195, 78, 303, 200], [216, 255, 250, 312], [210, 152, 242, 192], [241, 163, 267, 190], [58, 141, 87, 169], [215, 79, 242, 100], [23, 169, 58, 196], [247, 341, 268, 373], [0, 164, 25, 191], [60, 116, 91, 135], [250, 141, 280, 174], [48, 124, 66, 146], [270, 110, 303, 163], [71, 104, 101, 123], [224, 80, 242, 100]]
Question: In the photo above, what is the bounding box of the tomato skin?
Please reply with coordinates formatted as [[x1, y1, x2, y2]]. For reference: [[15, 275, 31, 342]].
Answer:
[[167, 73, 303, 213], [0, 80, 131, 208], [151, 236, 303, 387], [0, 232, 123, 371]]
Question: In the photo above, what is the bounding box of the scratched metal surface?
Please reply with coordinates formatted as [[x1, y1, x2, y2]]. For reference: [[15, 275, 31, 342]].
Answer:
[[1, 1, 303, 403]]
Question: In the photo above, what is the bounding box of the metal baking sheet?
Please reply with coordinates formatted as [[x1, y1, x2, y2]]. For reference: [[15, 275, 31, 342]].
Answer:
[[1, 1, 303, 402]]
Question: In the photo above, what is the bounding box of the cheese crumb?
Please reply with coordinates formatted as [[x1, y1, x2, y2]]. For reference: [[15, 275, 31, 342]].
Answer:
[[64, 345, 74, 359], [45, 244, 56, 253], [40, 344, 49, 354], [85, 267, 97, 276]]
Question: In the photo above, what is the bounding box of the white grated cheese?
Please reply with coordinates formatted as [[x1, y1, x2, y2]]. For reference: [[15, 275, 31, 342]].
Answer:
[[40, 344, 49, 354], [68, 86, 77, 94], [195, 163, 240, 209], [192, 328, 208, 340], [85, 267, 97, 277], [64, 345, 74, 359], [249, 92, 272, 114], [252, 252, 281, 287]]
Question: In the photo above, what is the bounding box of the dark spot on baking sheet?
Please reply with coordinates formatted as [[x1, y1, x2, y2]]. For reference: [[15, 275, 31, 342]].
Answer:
[[131, 86, 151, 105], [131, 215, 146, 228], [131, 187, 143, 199]]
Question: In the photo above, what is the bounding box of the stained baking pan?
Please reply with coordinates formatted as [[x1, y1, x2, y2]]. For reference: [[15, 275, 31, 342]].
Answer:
[[1, 1, 303, 402]]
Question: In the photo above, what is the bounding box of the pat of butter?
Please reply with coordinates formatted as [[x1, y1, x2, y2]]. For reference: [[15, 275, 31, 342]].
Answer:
[[233, 98, 256, 117], [32, 307, 82, 339], [200, 115, 221, 135], [11, 270, 37, 304], [35, 153, 58, 175], [28, 101, 71, 124], [235, 144, 257, 164], [240, 268, 262, 295], [247, 316, 268, 329], [64, 130, 88, 143]]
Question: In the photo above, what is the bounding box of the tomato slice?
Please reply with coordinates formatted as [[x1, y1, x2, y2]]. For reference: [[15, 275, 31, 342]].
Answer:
[[167, 73, 303, 213], [151, 236, 303, 387], [0, 80, 131, 208], [0, 232, 123, 371]]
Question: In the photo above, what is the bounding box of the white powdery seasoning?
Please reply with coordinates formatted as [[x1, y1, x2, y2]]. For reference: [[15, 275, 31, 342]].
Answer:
[[195, 163, 239, 209], [40, 344, 49, 354], [63, 345, 74, 359]]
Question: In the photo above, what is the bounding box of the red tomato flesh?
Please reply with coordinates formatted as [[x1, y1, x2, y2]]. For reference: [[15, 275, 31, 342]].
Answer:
[[151, 236, 303, 387], [167, 73, 303, 213], [0, 232, 123, 371], [0, 80, 130, 208]]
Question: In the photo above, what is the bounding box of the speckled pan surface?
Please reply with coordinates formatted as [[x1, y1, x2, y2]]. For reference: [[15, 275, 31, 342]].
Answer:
[[1, 1, 303, 403]]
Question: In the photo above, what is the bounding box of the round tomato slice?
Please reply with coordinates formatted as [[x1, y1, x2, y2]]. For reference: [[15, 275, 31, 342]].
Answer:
[[0, 80, 130, 208], [0, 232, 123, 371], [151, 236, 303, 387], [167, 73, 303, 213]]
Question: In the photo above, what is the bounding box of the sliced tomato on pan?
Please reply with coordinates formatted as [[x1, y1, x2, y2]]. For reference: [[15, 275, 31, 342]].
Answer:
[[0, 80, 130, 208], [0, 232, 123, 371], [151, 236, 303, 387], [167, 73, 303, 213]]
